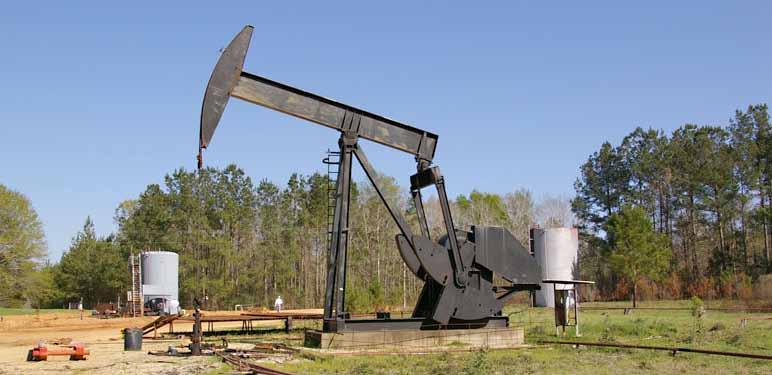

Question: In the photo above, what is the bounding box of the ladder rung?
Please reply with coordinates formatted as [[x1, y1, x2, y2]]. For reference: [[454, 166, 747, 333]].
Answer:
[[325, 150, 341, 250]]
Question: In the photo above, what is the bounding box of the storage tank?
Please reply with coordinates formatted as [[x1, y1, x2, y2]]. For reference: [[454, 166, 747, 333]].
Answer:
[[532, 228, 579, 307], [141, 251, 179, 312]]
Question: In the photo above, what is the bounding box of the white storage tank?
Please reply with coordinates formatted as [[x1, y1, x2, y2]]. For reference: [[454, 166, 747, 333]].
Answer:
[[532, 227, 579, 307], [141, 251, 179, 313]]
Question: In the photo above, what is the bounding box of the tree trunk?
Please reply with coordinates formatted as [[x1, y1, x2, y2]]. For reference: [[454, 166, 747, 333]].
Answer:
[[767, 220, 772, 265], [764, 181, 772, 271], [717, 210, 726, 257], [402, 267, 407, 310], [632, 280, 637, 308], [681, 236, 689, 275], [314, 237, 319, 307], [689, 192, 700, 280], [658, 189, 666, 233], [741, 205, 749, 270], [760, 180, 770, 265]]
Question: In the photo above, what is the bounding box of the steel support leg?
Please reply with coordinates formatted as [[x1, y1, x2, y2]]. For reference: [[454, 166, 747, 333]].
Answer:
[[323, 132, 356, 331]]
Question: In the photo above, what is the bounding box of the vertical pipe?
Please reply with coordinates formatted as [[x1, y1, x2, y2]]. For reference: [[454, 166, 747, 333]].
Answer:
[[191, 307, 201, 355], [529, 229, 536, 307], [575, 289, 581, 337]]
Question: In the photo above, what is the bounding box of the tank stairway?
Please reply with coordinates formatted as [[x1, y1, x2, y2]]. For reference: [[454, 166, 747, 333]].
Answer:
[[129, 254, 143, 317]]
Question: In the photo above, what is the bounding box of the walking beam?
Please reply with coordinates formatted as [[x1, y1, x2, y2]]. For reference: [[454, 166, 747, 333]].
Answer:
[[200, 26, 438, 163]]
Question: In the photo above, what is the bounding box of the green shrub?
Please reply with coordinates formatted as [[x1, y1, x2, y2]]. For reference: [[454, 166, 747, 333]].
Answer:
[[460, 350, 491, 375], [689, 296, 705, 343]]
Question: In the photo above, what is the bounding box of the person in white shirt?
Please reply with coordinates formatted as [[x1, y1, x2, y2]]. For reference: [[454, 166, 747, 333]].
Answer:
[[274, 296, 284, 312]]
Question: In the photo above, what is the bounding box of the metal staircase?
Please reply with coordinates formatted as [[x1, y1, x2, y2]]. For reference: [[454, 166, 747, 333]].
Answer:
[[129, 254, 143, 317]]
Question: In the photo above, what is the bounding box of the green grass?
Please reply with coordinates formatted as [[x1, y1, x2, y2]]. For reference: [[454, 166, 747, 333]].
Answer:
[[261, 300, 772, 374], [0, 308, 70, 316], [276, 347, 772, 375], [203, 358, 233, 375]]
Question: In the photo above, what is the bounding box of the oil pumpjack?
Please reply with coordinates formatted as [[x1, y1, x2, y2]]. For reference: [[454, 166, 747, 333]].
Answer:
[[199, 26, 541, 332]]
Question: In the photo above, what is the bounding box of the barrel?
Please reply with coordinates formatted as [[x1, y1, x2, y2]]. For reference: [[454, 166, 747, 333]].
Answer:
[[123, 327, 143, 351]]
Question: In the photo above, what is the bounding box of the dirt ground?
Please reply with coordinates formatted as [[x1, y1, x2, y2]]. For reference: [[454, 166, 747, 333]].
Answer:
[[0, 310, 312, 375]]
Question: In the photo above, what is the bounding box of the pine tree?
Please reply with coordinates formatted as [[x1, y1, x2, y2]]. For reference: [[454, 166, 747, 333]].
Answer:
[[606, 206, 671, 307]]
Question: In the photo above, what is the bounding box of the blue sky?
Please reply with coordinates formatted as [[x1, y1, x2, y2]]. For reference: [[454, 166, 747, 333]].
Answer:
[[1, 2, 770, 261]]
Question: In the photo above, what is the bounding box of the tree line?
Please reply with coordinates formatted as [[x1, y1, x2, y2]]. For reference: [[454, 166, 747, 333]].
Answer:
[[0, 167, 573, 310], [2, 103, 767, 310], [574, 104, 771, 301], [107, 165, 572, 310]]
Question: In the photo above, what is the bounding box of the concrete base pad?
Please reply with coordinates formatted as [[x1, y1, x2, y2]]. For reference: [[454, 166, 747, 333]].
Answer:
[[304, 327, 524, 350]]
